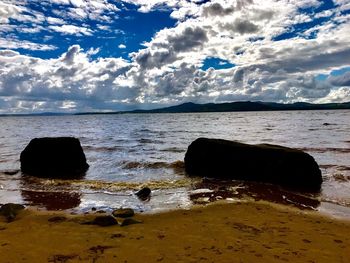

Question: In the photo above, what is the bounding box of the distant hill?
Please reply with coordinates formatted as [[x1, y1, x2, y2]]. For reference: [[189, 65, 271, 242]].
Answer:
[[1, 101, 350, 116], [129, 101, 350, 113]]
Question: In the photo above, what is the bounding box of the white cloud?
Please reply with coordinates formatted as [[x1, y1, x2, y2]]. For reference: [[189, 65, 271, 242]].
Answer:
[[47, 16, 66, 25], [0, 1, 26, 23], [124, 0, 350, 106], [0, 45, 134, 113], [0, 0, 120, 49], [0, 38, 57, 51], [0, 0, 349, 113], [49, 24, 93, 36]]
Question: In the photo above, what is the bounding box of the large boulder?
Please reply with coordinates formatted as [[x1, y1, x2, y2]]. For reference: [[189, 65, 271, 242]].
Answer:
[[184, 138, 322, 192], [20, 137, 89, 178]]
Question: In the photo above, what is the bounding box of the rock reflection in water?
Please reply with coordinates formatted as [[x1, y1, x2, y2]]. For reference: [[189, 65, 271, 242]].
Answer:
[[21, 190, 81, 210], [20, 175, 81, 210], [190, 178, 320, 210]]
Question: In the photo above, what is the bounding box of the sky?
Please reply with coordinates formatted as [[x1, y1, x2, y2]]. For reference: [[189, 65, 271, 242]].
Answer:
[[0, 0, 349, 113]]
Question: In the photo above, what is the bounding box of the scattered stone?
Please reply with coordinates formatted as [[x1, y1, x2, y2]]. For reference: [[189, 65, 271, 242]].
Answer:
[[185, 138, 322, 192], [112, 208, 134, 218], [111, 233, 125, 239], [0, 203, 25, 222], [89, 245, 113, 254], [85, 215, 118, 227], [135, 187, 151, 200], [48, 216, 67, 223], [20, 137, 89, 178], [48, 254, 77, 263], [118, 218, 142, 227]]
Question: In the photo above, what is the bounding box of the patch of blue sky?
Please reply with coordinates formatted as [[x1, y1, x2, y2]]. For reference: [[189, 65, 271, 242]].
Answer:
[[273, 0, 337, 41], [315, 67, 350, 81], [201, 57, 235, 70], [3, 1, 177, 60], [272, 16, 332, 41], [298, 0, 336, 14], [330, 67, 350, 76], [340, 9, 350, 16]]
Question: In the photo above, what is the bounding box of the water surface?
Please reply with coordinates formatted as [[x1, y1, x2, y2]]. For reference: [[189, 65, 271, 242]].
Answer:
[[0, 110, 349, 217]]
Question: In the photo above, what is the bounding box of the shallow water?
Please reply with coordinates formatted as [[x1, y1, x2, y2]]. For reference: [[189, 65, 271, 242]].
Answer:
[[0, 110, 349, 217]]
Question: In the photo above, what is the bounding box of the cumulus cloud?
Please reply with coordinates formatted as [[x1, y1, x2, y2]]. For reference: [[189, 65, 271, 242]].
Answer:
[[219, 19, 259, 34], [202, 3, 234, 17], [0, 45, 134, 113], [126, 0, 350, 107], [0, 0, 350, 113]]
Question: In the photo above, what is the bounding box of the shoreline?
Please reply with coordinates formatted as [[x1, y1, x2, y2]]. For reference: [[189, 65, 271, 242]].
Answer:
[[1, 201, 349, 262]]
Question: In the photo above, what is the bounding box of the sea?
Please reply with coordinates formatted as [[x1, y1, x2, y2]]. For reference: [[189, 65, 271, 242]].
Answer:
[[0, 110, 349, 218]]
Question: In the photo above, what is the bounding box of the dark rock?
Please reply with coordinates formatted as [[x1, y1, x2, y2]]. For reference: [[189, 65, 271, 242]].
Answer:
[[184, 138, 322, 192], [135, 187, 151, 200], [111, 233, 125, 238], [118, 218, 142, 227], [90, 215, 118, 227], [20, 137, 89, 178], [0, 203, 25, 222], [112, 208, 134, 218]]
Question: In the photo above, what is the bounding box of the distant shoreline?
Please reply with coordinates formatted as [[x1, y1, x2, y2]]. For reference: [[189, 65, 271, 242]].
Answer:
[[1, 101, 350, 117]]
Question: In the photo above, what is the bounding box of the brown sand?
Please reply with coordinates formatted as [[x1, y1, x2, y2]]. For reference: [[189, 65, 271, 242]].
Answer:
[[0, 201, 349, 263]]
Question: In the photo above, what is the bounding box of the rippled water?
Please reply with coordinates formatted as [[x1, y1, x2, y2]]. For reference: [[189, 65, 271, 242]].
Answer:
[[0, 111, 349, 217]]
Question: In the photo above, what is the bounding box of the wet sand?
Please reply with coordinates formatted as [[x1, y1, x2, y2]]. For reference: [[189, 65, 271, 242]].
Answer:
[[0, 201, 349, 263]]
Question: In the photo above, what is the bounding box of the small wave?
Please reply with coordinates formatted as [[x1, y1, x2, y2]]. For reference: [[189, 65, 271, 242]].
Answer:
[[160, 147, 185, 153], [332, 174, 350, 182], [320, 164, 350, 171], [321, 198, 350, 208], [323, 123, 337, 126], [121, 160, 185, 170], [137, 138, 164, 144], [0, 169, 20, 175], [138, 128, 152, 132], [297, 147, 350, 153], [26, 177, 195, 192], [83, 145, 123, 152]]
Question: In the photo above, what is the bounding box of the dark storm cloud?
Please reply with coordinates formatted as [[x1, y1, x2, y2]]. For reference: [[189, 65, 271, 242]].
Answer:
[[202, 3, 234, 17], [134, 26, 208, 69], [220, 19, 259, 34], [167, 26, 208, 52]]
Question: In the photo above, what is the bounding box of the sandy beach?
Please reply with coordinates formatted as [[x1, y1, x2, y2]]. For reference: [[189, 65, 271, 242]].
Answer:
[[1, 201, 349, 263]]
